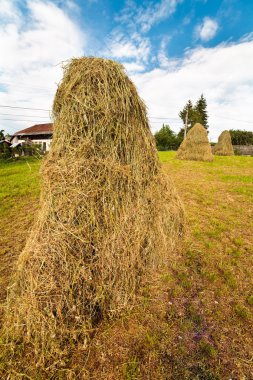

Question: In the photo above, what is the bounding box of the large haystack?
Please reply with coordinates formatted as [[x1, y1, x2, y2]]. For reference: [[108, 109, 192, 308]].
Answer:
[[2, 58, 184, 377], [176, 123, 213, 162], [213, 130, 234, 156]]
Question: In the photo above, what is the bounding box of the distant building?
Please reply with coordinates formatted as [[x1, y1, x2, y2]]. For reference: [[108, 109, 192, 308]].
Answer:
[[11, 123, 53, 152]]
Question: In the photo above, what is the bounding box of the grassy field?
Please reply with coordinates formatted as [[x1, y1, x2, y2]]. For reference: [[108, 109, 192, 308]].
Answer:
[[0, 158, 40, 310], [0, 153, 252, 379]]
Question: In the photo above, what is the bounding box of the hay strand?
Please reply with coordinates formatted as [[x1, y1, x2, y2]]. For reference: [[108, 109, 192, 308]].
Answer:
[[176, 123, 213, 162], [1, 57, 185, 377]]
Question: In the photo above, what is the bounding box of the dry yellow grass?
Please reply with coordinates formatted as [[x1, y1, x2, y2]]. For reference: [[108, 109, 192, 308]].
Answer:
[[1, 58, 184, 378], [176, 123, 213, 162], [213, 130, 234, 156]]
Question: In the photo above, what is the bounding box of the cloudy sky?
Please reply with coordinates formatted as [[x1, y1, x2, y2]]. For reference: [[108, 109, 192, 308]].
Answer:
[[0, 0, 253, 141]]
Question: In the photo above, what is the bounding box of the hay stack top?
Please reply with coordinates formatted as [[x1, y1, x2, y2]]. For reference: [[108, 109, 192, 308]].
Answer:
[[176, 123, 213, 162], [52, 57, 159, 177], [213, 130, 234, 156]]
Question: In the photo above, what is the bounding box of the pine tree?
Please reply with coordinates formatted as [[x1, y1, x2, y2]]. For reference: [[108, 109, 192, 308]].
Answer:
[[195, 94, 208, 129], [179, 100, 192, 128], [179, 95, 209, 136], [179, 100, 201, 130]]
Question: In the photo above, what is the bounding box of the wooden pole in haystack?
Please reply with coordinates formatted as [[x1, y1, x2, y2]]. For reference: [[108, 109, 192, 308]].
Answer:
[[184, 108, 188, 140]]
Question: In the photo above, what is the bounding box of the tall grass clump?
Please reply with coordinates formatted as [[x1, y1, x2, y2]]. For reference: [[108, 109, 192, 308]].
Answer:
[[176, 123, 213, 162], [1, 57, 185, 378], [213, 130, 234, 156]]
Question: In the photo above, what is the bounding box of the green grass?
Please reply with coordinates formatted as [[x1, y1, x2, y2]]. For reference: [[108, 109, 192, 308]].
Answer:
[[0, 157, 41, 217], [123, 358, 140, 380], [0, 157, 41, 311], [0, 152, 253, 379]]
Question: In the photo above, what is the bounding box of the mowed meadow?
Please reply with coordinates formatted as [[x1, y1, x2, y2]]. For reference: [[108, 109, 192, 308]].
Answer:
[[0, 152, 253, 379]]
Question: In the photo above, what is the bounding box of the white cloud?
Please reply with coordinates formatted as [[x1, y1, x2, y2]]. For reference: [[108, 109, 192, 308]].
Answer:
[[0, 0, 20, 22], [107, 33, 150, 62], [138, 0, 182, 32], [1, 1, 252, 143], [0, 0, 85, 134], [132, 39, 253, 141], [157, 36, 174, 68], [196, 17, 219, 42], [123, 62, 145, 73], [116, 0, 182, 33]]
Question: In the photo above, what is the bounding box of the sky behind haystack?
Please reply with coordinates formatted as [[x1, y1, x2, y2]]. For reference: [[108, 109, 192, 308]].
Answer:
[[0, 0, 253, 141]]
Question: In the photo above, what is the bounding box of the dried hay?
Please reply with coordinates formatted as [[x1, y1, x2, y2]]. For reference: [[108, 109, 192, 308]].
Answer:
[[1, 57, 185, 377], [176, 123, 213, 162], [213, 130, 234, 156]]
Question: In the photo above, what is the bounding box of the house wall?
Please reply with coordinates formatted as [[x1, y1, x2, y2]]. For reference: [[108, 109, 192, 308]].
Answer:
[[11, 136, 19, 145], [33, 139, 52, 151]]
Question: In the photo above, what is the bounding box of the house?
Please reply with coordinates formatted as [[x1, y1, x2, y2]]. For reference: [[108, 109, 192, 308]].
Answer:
[[11, 123, 53, 152]]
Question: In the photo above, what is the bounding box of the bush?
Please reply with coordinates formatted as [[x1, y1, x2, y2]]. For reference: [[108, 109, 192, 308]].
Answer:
[[0, 143, 12, 159], [155, 124, 179, 151], [22, 142, 42, 156], [12, 142, 43, 157]]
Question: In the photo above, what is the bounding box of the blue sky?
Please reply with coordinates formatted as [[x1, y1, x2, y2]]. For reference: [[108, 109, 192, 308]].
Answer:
[[80, 0, 253, 67], [0, 0, 253, 140]]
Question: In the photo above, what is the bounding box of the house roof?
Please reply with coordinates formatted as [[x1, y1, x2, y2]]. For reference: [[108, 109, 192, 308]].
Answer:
[[13, 123, 53, 136]]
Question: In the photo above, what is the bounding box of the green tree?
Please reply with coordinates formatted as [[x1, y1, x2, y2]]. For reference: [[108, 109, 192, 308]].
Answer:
[[195, 94, 208, 129], [179, 95, 209, 136], [229, 130, 253, 145], [176, 128, 185, 147], [0, 142, 12, 159], [154, 124, 178, 151], [0, 129, 5, 140], [179, 100, 201, 131]]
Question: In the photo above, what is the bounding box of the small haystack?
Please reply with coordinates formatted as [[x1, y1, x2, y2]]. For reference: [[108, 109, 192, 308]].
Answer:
[[213, 130, 234, 156], [176, 123, 213, 162], [2, 57, 185, 377]]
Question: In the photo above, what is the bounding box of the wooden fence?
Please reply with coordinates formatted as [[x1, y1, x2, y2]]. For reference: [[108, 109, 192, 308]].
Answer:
[[233, 145, 253, 156]]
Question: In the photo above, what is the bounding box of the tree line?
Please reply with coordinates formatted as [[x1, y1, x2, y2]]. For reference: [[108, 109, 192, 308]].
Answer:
[[229, 130, 253, 145], [155, 95, 253, 150]]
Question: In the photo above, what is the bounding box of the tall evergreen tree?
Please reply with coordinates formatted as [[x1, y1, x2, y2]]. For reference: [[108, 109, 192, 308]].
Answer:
[[179, 100, 192, 128], [195, 94, 208, 129], [179, 95, 209, 137], [179, 100, 201, 130]]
